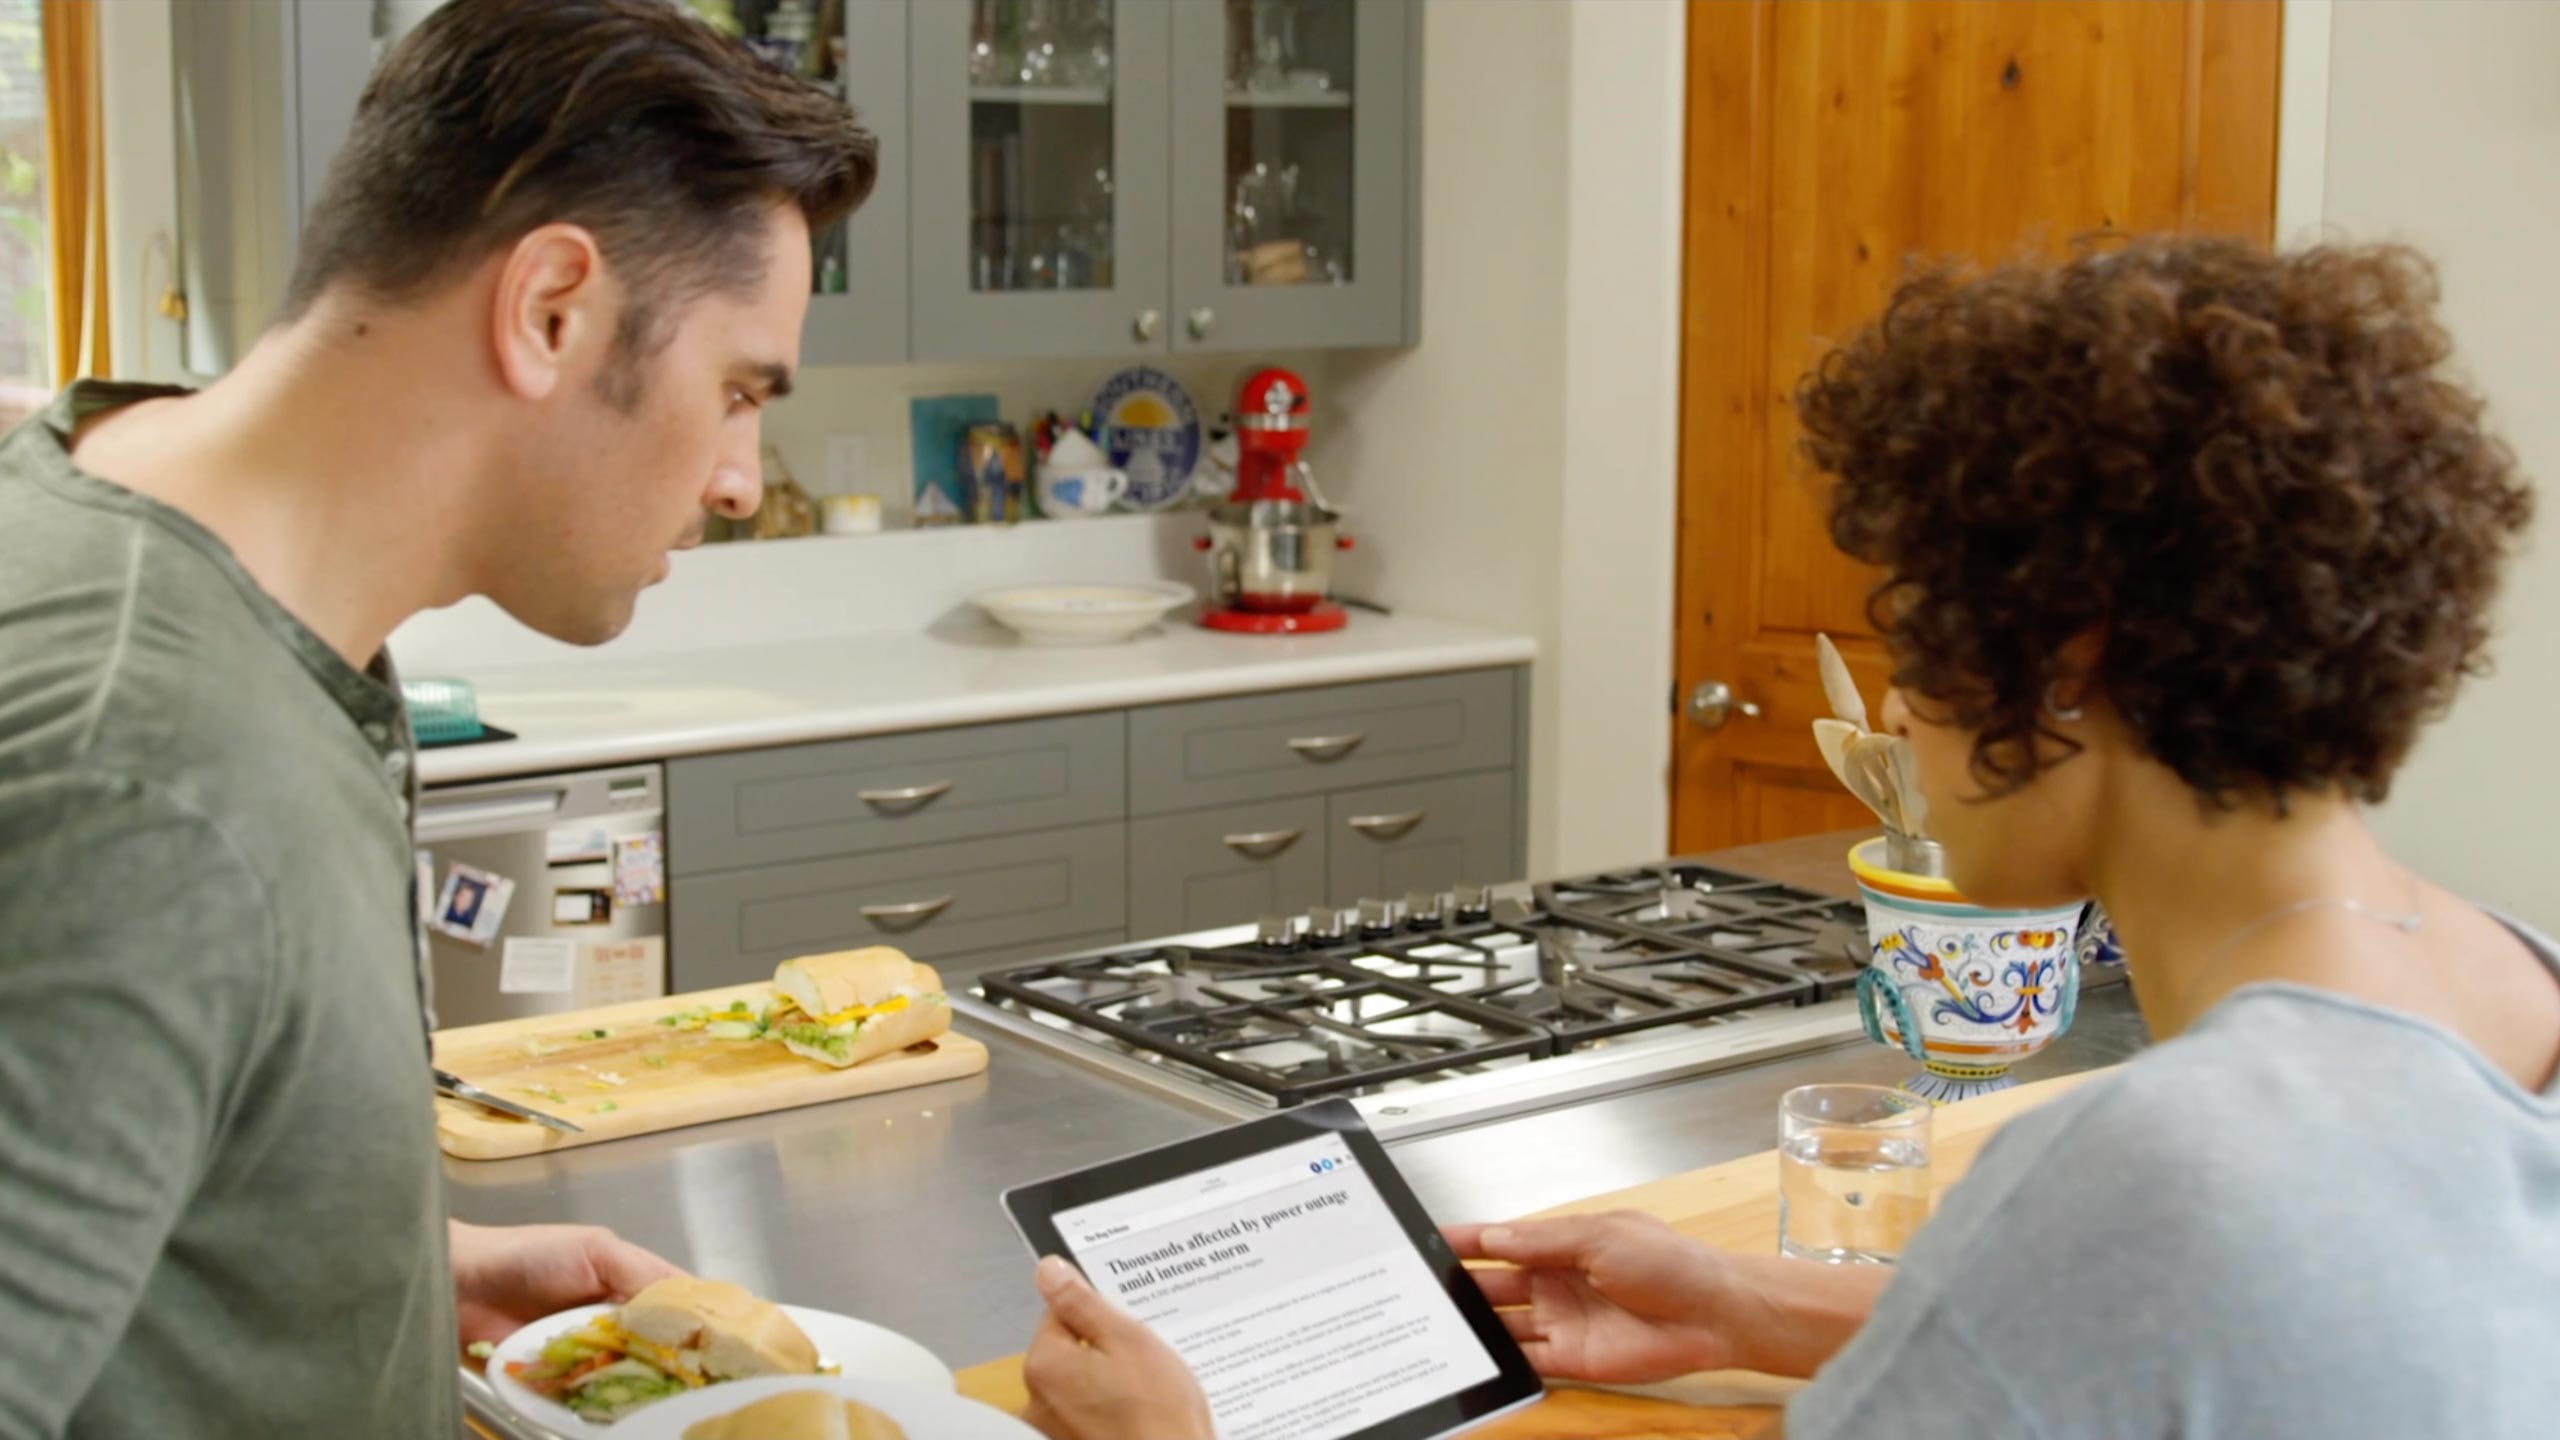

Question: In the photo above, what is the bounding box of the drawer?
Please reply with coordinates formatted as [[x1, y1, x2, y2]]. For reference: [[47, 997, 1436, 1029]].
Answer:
[[1325, 771, 1521, 906], [668, 712, 1125, 874], [669, 822, 1127, 989], [1128, 669, 1518, 816], [1128, 797, 1329, 939]]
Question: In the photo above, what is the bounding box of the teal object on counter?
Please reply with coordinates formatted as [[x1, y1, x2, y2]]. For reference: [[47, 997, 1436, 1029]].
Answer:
[[401, 677, 483, 744], [909, 394, 999, 524]]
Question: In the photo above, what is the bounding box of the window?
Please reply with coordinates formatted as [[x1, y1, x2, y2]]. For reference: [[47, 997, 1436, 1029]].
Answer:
[[0, 0, 44, 425]]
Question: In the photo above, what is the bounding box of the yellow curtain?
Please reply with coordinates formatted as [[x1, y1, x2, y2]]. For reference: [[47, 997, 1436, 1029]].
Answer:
[[40, 0, 108, 382]]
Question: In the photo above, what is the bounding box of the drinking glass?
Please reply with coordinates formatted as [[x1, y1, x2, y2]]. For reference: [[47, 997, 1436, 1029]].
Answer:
[[1776, 1084, 1932, 1265]]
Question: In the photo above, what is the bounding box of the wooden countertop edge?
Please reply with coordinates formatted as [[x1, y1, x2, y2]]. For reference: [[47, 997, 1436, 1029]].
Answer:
[[950, 1071, 2101, 1436]]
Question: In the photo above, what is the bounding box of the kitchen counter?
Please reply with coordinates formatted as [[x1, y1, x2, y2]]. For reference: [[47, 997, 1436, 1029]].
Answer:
[[417, 612, 1536, 786], [445, 830, 2151, 1388]]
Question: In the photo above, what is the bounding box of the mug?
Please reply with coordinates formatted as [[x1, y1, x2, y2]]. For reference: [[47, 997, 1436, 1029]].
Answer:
[[1848, 838, 2084, 1104], [1036, 462, 1130, 518]]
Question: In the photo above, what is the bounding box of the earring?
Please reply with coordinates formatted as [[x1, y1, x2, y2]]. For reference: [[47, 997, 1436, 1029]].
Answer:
[[2044, 681, 2085, 723]]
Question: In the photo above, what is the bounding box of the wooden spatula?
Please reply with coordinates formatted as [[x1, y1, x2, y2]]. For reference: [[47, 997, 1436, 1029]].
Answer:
[[1814, 634, 1870, 733]]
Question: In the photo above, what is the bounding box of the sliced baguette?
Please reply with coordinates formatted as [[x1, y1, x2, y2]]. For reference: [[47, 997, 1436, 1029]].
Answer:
[[774, 947, 916, 1017], [682, 1388, 909, 1440], [615, 1276, 817, 1381], [772, 949, 950, 1070]]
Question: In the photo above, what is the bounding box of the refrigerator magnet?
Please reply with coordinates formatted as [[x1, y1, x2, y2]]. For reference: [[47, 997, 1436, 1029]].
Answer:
[[552, 889, 612, 926], [613, 833, 666, 907], [432, 862, 515, 948]]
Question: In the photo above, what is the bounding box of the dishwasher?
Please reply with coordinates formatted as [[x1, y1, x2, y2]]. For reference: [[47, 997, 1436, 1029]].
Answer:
[[414, 763, 668, 1030]]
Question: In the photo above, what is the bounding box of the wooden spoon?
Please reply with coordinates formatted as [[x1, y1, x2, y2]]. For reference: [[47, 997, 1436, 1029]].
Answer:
[[1886, 737, 1930, 839], [1815, 633, 1870, 733], [1846, 732, 1905, 833], [1812, 718, 1861, 792]]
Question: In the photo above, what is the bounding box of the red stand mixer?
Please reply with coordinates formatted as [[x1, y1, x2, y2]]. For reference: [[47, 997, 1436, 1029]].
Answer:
[[1195, 367, 1352, 634]]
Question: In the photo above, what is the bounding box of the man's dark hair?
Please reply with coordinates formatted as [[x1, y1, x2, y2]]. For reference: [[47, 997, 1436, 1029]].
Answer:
[[1798, 235, 2533, 808], [282, 0, 877, 397]]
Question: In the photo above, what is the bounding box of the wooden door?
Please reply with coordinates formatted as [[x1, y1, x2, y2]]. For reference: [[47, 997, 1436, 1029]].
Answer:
[[1669, 0, 2279, 851]]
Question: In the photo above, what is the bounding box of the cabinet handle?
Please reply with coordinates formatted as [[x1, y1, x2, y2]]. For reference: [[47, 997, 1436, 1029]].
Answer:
[[1348, 810, 1426, 841], [1222, 828, 1305, 858], [1286, 732, 1365, 762], [1187, 306, 1216, 339], [1133, 308, 1162, 342], [857, 779, 954, 812], [860, 895, 956, 926]]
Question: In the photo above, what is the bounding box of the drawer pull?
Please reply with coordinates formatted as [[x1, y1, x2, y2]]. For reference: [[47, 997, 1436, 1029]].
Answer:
[[1347, 810, 1426, 841], [1286, 732, 1366, 762], [1222, 828, 1305, 858], [858, 780, 955, 812], [860, 894, 956, 926]]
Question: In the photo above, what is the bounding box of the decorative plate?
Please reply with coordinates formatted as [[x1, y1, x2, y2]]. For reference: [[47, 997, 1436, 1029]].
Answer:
[[1092, 367, 1201, 511]]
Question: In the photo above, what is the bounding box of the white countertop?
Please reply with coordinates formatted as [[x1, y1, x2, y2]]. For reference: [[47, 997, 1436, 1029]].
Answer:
[[417, 611, 1537, 786]]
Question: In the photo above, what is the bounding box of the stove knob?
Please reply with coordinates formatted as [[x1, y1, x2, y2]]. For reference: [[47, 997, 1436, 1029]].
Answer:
[[1452, 884, 1492, 923], [1358, 897, 1403, 937], [1404, 891, 1445, 930], [1306, 905, 1350, 945], [1256, 913, 1299, 951]]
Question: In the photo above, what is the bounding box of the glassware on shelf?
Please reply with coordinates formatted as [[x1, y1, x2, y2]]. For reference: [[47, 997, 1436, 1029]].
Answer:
[[1059, 0, 1114, 90], [1016, 0, 1061, 87], [969, 0, 1016, 86]]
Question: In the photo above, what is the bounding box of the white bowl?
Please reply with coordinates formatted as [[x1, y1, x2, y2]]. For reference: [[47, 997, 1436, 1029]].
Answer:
[[972, 582, 1195, 645]]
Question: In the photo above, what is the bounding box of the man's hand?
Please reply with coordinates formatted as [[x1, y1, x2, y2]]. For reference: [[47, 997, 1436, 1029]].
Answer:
[[1019, 1256, 1215, 1440], [448, 1220, 686, 1353]]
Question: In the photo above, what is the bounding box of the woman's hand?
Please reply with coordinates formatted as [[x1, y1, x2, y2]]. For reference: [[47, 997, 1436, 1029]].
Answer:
[[1445, 1211, 1755, 1384], [1019, 1256, 1215, 1440], [448, 1219, 687, 1354]]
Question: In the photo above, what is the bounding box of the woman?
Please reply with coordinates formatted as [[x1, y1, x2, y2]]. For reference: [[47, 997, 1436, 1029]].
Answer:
[[1014, 236, 2558, 1439]]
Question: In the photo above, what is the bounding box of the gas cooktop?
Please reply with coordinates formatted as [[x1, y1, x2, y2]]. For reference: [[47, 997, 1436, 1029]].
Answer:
[[964, 859, 1879, 1138]]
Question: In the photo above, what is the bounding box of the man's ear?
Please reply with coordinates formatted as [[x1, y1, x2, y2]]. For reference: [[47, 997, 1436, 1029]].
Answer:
[[489, 223, 611, 403]]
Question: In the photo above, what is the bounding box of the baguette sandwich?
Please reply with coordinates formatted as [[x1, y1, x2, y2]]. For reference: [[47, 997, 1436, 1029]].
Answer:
[[769, 947, 950, 1069], [682, 1389, 909, 1440], [503, 1276, 818, 1422]]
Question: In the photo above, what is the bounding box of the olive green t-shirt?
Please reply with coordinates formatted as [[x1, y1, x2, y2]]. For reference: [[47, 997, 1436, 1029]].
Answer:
[[0, 382, 455, 1438]]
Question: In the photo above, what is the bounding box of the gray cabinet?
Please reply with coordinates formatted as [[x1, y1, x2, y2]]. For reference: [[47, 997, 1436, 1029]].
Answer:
[[668, 713, 1124, 872], [1128, 797, 1328, 937], [908, 0, 1173, 360], [1324, 771, 1518, 906], [907, 0, 1418, 358], [671, 822, 1127, 988], [179, 0, 1413, 369], [1167, 0, 1416, 351], [655, 664, 1526, 986], [1126, 669, 1515, 815]]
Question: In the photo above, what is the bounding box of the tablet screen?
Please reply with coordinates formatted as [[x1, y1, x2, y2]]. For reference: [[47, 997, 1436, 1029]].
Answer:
[[1009, 1103, 1540, 1440]]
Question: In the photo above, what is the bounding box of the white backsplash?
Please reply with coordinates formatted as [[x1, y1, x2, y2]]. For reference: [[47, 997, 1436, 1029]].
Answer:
[[391, 512, 1207, 676]]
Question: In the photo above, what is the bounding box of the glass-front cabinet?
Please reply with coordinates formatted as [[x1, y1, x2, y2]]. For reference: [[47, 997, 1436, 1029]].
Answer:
[[908, 0, 1170, 359], [182, 0, 1414, 372], [913, 0, 1414, 358], [282, 0, 908, 366], [1167, 0, 1412, 351]]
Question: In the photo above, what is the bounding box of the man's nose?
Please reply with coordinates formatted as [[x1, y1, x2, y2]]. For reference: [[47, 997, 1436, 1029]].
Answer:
[[709, 464, 761, 520]]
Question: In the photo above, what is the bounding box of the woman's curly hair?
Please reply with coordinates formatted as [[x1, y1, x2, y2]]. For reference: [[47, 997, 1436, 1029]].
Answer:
[[1798, 235, 2534, 807]]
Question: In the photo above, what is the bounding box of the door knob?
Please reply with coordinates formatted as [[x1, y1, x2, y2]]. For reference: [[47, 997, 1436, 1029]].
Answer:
[[1187, 306, 1216, 339], [1686, 680, 1763, 730], [1133, 308, 1162, 342]]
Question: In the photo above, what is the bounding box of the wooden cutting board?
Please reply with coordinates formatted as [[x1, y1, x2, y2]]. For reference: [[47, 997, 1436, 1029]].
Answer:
[[432, 983, 988, 1161], [954, 1071, 2100, 1436]]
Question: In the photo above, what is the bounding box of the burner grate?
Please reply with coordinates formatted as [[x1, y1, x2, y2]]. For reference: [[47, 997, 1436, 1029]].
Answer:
[[975, 852, 1875, 1106]]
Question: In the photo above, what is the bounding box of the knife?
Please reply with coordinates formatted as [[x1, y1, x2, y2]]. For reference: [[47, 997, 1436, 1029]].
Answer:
[[432, 1067, 584, 1134]]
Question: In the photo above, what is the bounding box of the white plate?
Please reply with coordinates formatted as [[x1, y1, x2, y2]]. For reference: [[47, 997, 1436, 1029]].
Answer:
[[489, 1303, 953, 1435], [974, 582, 1196, 645], [616, 1377, 1042, 1440]]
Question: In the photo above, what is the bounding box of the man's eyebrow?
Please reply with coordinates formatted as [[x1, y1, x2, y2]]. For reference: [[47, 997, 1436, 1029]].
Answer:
[[744, 362, 794, 401]]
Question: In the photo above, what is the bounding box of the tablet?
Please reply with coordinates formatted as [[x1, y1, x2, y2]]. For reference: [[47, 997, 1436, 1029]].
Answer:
[[1003, 1100, 1544, 1440]]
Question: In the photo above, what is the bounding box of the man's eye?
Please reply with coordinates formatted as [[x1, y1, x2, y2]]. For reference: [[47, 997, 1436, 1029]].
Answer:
[[728, 388, 761, 414]]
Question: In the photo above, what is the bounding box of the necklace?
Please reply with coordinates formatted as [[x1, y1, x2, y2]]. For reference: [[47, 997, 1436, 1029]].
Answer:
[[2173, 886, 2427, 1020], [2201, 894, 2426, 969]]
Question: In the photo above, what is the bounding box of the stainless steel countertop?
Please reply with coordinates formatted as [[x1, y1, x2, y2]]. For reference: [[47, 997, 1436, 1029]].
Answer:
[[444, 979, 2149, 1380]]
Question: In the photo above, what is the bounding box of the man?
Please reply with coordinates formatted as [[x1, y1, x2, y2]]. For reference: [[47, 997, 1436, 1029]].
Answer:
[[0, 1, 876, 1433]]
